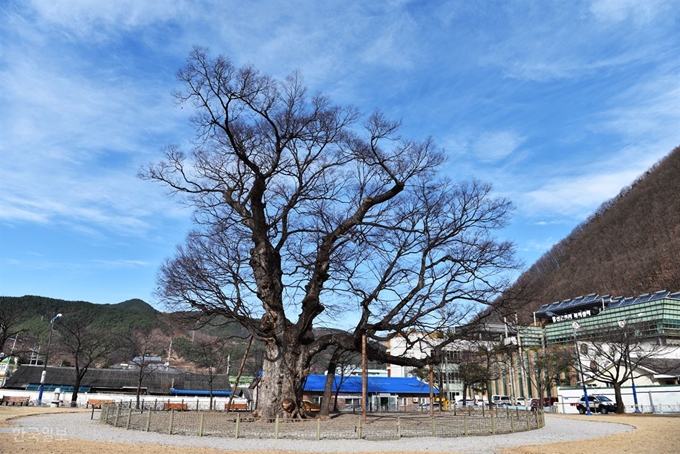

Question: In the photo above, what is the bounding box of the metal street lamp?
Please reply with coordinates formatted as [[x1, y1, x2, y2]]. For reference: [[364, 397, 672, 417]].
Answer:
[[572, 321, 592, 415], [618, 314, 643, 413], [37, 313, 62, 406]]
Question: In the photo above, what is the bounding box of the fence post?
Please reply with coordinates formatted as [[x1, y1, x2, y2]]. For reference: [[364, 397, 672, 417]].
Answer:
[[274, 414, 279, 439], [197, 399, 199, 411], [464, 415, 468, 436], [168, 409, 174, 435], [397, 417, 401, 440], [490, 412, 495, 434], [114, 405, 121, 427], [235, 413, 240, 439], [430, 416, 435, 437], [510, 413, 515, 433], [526, 412, 530, 431], [316, 418, 321, 440], [357, 416, 362, 439], [145, 408, 152, 432], [199, 413, 204, 437], [126, 408, 132, 430]]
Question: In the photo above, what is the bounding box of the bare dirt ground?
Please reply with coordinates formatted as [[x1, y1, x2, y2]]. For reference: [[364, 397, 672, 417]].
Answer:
[[501, 413, 680, 454], [0, 406, 678, 454]]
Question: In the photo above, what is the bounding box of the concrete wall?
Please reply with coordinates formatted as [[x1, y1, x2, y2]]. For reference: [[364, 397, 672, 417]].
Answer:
[[0, 388, 248, 410], [556, 385, 680, 414]]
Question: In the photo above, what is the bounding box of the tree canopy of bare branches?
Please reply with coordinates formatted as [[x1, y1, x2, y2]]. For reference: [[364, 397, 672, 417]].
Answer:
[[576, 318, 670, 413], [0, 298, 26, 355], [141, 47, 518, 418], [54, 314, 117, 404]]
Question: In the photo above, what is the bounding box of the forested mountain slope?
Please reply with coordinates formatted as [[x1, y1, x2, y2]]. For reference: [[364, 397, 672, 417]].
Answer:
[[509, 145, 680, 320]]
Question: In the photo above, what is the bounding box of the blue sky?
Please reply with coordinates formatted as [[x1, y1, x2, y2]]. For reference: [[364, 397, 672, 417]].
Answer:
[[1, 0, 679, 309]]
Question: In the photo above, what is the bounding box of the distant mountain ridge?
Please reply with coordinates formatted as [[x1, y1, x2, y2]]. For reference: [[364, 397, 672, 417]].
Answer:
[[507, 145, 680, 320], [1, 295, 165, 333]]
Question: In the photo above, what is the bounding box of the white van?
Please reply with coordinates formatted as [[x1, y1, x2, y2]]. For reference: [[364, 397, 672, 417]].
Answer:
[[491, 395, 511, 406]]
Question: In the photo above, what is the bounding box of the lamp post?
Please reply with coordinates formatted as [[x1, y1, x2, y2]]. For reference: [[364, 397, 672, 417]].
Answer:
[[572, 321, 591, 415], [618, 316, 642, 413], [37, 313, 62, 406]]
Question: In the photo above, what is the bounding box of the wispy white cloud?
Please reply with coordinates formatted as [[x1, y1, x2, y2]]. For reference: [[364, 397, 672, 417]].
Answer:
[[589, 0, 672, 24], [522, 168, 643, 219], [90, 259, 152, 269], [24, 0, 189, 38], [472, 130, 525, 163]]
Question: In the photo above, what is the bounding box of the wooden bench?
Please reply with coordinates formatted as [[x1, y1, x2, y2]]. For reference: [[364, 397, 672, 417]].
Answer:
[[2, 396, 30, 406], [163, 402, 188, 411], [225, 402, 248, 411], [87, 399, 114, 408]]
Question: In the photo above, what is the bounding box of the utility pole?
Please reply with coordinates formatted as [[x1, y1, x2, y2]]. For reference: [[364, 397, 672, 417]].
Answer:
[[361, 333, 367, 422], [504, 317, 517, 401], [516, 314, 529, 402]]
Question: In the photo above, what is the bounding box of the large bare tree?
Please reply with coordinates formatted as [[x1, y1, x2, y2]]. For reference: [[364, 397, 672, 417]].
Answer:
[[141, 47, 517, 418]]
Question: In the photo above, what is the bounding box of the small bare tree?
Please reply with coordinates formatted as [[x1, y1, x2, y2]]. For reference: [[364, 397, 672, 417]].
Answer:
[[120, 329, 166, 409], [576, 317, 670, 413], [531, 346, 574, 403], [53, 315, 116, 405], [188, 336, 230, 410], [0, 298, 27, 355]]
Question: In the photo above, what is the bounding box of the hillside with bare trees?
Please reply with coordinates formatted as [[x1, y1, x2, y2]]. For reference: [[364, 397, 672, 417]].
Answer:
[[508, 145, 680, 320]]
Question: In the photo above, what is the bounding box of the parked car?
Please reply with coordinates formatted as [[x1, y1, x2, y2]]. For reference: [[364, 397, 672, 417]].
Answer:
[[530, 398, 541, 409], [515, 397, 526, 406], [422, 402, 440, 410], [491, 395, 511, 406], [576, 395, 617, 414]]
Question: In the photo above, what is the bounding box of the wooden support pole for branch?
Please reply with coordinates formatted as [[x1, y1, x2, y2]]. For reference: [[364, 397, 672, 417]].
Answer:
[[227, 335, 253, 413], [429, 363, 434, 418]]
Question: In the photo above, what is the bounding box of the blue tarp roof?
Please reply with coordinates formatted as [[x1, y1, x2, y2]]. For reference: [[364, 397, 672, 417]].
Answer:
[[170, 388, 232, 397], [303, 375, 437, 395], [26, 384, 91, 393]]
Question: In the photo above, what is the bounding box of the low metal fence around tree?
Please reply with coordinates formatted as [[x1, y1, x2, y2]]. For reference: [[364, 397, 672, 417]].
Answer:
[[100, 404, 545, 440]]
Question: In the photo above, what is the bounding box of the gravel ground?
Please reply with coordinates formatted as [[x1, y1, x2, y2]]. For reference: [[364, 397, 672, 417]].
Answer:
[[9, 411, 634, 453]]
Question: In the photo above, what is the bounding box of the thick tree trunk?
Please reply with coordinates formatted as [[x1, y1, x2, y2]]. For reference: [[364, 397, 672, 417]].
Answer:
[[614, 383, 625, 413], [71, 370, 85, 405], [256, 340, 310, 419], [318, 358, 338, 417]]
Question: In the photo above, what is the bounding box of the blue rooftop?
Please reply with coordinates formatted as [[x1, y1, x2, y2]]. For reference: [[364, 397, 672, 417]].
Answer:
[[303, 374, 437, 395], [170, 388, 232, 397]]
